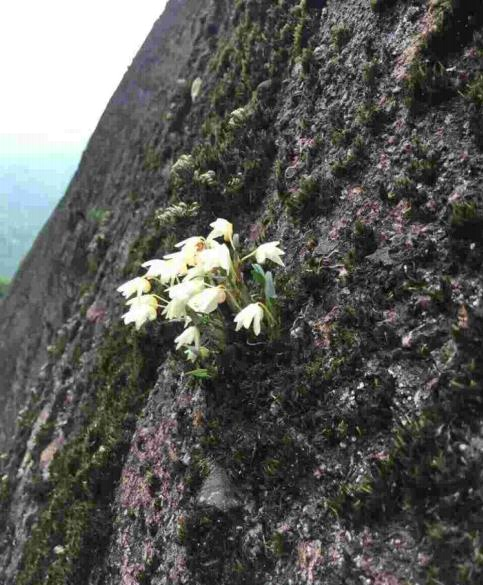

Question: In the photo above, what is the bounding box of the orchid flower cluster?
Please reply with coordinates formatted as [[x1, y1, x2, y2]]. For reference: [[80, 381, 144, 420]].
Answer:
[[117, 218, 285, 364]]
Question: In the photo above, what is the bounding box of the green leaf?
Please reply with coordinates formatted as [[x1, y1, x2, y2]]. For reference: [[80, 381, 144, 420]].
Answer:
[[251, 263, 266, 286], [186, 369, 212, 379], [264, 271, 277, 300]]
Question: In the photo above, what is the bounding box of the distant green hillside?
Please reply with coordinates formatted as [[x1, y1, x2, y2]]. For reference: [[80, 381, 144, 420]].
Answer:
[[0, 277, 9, 298], [0, 151, 80, 278]]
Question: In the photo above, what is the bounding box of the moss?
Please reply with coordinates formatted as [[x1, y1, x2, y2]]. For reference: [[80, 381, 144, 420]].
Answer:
[[331, 128, 351, 147], [450, 201, 477, 227], [370, 0, 398, 11], [0, 474, 9, 503], [34, 421, 55, 450], [284, 174, 320, 221], [331, 24, 352, 52], [143, 146, 161, 172], [407, 148, 439, 185], [87, 208, 110, 224], [292, 0, 309, 59], [72, 344, 83, 368], [390, 175, 416, 201], [300, 47, 314, 76], [17, 324, 162, 585], [268, 531, 286, 557], [47, 335, 67, 359], [353, 220, 377, 259], [356, 101, 385, 132], [331, 134, 365, 177], [362, 58, 380, 86], [466, 73, 483, 107], [123, 228, 161, 277]]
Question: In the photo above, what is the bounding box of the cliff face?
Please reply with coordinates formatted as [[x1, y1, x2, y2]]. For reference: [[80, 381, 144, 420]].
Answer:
[[1, 1, 482, 584]]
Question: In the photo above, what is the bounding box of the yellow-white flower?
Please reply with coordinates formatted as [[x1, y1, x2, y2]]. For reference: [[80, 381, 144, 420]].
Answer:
[[234, 303, 264, 336], [122, 295, 158, 330], [117, 277, 151, 299], [184, 264, 207, 281], [254, 242, 285, 266], [173, 236, 205, 266], [174, 326, 201, 350], [198, 241, 231, 273], [188, 286, 226, 314], [167, 278, 206, 301], [162, 297, 188, 320], [207, 218, 233, 242]]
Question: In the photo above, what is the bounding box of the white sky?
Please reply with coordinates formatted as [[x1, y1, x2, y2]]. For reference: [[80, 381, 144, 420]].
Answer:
[[0, 1, 168, 155]]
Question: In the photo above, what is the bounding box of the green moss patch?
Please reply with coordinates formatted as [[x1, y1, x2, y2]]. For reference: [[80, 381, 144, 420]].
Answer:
[[17, 325, 163, 585]]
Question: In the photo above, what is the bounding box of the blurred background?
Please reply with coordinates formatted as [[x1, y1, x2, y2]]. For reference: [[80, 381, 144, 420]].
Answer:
[[0, 0, 167, 293]]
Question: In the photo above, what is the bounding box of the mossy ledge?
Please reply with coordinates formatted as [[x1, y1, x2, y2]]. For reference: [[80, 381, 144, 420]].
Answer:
[[17, 325, 163, 585]]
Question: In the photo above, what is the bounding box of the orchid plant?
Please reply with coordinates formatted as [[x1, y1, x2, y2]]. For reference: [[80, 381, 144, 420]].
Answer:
[[117, 218, 285, 369]]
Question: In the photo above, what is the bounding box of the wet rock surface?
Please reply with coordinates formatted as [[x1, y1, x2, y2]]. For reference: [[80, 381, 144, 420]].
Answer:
[[1, 1, 483, 584]]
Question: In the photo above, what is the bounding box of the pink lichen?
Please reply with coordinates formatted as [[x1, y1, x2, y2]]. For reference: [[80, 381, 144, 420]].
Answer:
[[313, 465, 326, 479], [377, 152, 391, 172], [297, 540, 324, 583], [465, 47, 478, 60], [120, 467, 152, 513], [120, 419, 181, 525], [248, 223, 267, 243], [415, 296, 431, 311], [369, 450, 390, 462], [383, 308, 398, 325], [329, 219, 348, 240], [297, 137, 316, 151], [169, 553, 189, 584], [347, 185, 364, 201], [361, 528, 374, 549], [39, 434, 65, 474], [86, 303, 106, 323], [418, 552, 431, 567], [425, 377, 440, 392], [389, 200, 411, 235], [402, 333, 413, 348], [356, 200, 382, 225], [372, 571, 402, 585], [120, 558, 144, 585], [357, 555, 402, 585]]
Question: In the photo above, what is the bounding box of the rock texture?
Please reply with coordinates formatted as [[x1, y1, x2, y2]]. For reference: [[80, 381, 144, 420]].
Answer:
[[1, 1, 483, 584]]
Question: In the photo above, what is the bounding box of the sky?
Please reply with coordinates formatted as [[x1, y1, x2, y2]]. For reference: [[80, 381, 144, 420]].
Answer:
[[0, 0, 169, 156]]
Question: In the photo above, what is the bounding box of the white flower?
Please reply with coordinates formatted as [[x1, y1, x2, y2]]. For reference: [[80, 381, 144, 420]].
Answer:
[[188, 286, 226, 314], [117, 277, 151, 299], [174, 326, 201, 350], [207, 218, 233, 242], [254, 242, 285, 266], [167, 278, 206, 301], [122, 295, 158, 330], [162, 297, 188, 320], [234, 303, 264, 336], [143, 254, 187, 284], [142, 259, 168, 278], [198, 241, 231, 273]]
